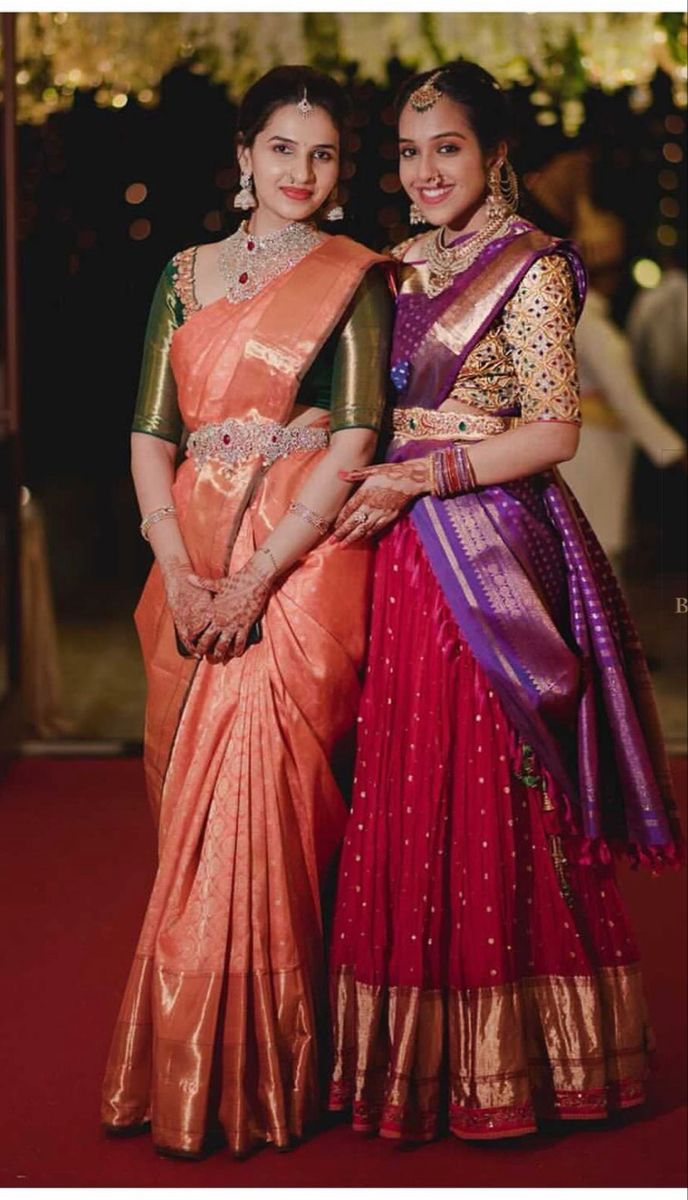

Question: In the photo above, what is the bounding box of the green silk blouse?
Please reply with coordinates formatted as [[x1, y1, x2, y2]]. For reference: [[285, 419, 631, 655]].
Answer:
[[131, 253, 393, 445]]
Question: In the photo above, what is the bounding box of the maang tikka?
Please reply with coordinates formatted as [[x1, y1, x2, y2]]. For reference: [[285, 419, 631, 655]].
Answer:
[[297, 87, 313, 118], [409, 70, 443, 113]]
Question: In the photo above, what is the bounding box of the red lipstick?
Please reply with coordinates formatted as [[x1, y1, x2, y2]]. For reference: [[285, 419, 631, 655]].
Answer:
[[281, 187, 313, 201]]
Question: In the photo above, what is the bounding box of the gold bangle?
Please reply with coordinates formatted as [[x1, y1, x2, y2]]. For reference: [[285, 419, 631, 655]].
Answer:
[[140, 504, 177, 541], [428, 453, 437, 496]]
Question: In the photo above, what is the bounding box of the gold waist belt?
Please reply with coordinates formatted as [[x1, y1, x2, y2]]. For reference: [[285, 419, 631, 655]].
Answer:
[[187, 416, 329, 471], [393, 406, 510, 442]]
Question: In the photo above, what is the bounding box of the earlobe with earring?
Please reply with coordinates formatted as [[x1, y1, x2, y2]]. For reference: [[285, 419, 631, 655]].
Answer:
[[487, 158, 519, 215], [324, 190, 344, 222], [234, 172, 257, 211], [409, 202, 424, 226]]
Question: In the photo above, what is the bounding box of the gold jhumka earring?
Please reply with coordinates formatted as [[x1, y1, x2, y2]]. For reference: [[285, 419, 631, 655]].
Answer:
[[234, 172, 256, 210], [409, 202, 424, 225], [324, 190, 345, 221], [487, 159, 519, 215]]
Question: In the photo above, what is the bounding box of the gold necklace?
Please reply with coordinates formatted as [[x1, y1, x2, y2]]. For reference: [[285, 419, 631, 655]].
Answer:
[[425, 209, 516, 297], [218, 219, 322, 303]]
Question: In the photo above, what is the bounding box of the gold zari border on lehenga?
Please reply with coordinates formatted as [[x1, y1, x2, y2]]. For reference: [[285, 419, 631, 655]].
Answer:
[[329, 964, 652, 1141]]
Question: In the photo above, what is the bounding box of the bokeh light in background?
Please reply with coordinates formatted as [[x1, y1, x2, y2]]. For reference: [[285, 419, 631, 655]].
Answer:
[[632, 258, 662, 288], [125, 183, 147, 205], [128, 218, 151, 241]]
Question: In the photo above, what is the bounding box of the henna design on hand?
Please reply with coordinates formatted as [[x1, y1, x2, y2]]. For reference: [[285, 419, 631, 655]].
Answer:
[[334, 459, 431, 544], [192, 560, 271, 663], [162, 556, 214, 655]]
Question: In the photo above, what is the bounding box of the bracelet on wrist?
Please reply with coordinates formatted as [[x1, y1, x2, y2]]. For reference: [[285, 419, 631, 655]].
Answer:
[[253, 545, 280, 579], [288, 500, 332, 537], [140, 504, 177, 541]]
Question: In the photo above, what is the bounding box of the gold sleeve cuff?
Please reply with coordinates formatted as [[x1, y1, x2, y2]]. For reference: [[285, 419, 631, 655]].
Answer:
[[503, 253, 582, 425], [329, 265, 394, 434], [131, 264, 184, 445]]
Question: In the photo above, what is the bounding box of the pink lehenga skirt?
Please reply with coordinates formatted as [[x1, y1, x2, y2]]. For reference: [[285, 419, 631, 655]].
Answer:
[[329, 515, 653, 1142]]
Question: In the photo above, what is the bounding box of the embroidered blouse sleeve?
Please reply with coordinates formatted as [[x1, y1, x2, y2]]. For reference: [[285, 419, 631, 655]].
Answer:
[[502, 253, 581, 425], [130, 259, 184, 445], [329, 265, 394, 434]]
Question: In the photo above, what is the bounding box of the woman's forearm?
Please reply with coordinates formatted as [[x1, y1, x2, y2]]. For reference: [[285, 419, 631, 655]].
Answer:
[[460, 421, 580, 486], [256, 428, 377, 577], [130, 431, 190, 571]]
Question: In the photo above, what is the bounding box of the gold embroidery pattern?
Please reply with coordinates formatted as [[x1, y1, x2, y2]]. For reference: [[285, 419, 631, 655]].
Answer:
[[171, 246, 201, 322], [330, 966, 652, 1141], [446, 324, 520, 414], [390, 232, 431, 263], [244, 337, 302, 376], [502, 254, 581, 424]]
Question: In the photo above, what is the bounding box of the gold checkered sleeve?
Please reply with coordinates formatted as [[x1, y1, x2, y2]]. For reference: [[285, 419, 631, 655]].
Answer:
[[502, 253, 582, 425]]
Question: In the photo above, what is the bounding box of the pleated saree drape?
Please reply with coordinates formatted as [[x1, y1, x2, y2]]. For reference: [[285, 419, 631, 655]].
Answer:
[[102, 237, 387, 1156]]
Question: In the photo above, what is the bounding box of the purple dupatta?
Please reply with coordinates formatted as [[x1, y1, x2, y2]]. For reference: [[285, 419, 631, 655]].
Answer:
[[388, 223, 681, 866]]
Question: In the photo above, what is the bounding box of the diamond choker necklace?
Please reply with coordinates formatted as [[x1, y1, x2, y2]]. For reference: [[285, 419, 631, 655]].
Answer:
[[218, 219, 322, 303]]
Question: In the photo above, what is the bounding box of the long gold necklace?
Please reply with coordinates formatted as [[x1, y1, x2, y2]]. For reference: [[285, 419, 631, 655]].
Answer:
[[425, 209, 516, 297], [218, 219, 322, 303]]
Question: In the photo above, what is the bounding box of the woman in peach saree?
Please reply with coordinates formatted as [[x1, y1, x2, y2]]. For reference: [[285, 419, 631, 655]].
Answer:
[[100, 67, 392, 1158]]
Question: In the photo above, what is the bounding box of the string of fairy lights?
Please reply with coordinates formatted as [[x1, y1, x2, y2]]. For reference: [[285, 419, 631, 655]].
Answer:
[[7, 13, 686, 293], [7, 12, 688, 128]]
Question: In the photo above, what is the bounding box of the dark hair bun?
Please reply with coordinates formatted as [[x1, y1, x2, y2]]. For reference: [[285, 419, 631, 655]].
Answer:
[[396, 59, 511, 152], [237, 66, 351, 147]]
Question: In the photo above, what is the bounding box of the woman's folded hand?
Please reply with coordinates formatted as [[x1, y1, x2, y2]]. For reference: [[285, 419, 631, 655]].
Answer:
[[189, 559, 272, 663], [162, 558, 215, 656]]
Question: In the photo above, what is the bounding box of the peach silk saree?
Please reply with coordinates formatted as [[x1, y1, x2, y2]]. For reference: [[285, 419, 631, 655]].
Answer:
[[101, 237, 389, 1156]]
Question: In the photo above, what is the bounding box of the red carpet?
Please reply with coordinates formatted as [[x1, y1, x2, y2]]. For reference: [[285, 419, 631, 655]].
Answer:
[[0, 757, 685, 1188]]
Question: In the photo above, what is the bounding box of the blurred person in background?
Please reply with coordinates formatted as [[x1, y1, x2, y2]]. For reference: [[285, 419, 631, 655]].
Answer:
[[530, 158, 686, 571], [627, 256, 687, 575], [628, 256, 687, 438], [561, 196, 685, 571]]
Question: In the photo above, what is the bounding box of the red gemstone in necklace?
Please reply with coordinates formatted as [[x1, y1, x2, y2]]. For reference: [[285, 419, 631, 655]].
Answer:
[[247, 240, 255, 251], [238, 272, 249, 284]]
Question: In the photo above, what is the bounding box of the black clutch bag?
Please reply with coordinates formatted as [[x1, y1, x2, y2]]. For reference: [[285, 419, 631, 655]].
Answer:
[[175, 620, 262, 658]]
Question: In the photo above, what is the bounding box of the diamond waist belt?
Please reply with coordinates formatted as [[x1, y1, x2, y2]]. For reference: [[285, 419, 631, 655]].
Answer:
[[393, 407, 510, 442], [187, 416, 329, 471]]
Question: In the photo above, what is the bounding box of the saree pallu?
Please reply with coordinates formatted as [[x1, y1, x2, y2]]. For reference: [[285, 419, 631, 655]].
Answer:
[[388, 223, 681, 864], [102, 239, 387, 1157]]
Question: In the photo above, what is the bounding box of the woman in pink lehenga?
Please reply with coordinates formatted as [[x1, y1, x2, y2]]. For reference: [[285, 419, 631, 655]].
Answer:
[[328, 61, 681, 1142], [101, 67, 393, 1158]]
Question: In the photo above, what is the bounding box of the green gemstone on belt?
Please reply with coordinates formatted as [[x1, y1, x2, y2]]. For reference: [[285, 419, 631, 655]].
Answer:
[[459, 420, 466, 431], [409, 417, 417, 429]]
